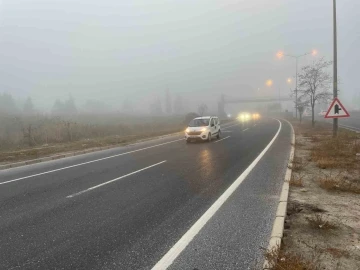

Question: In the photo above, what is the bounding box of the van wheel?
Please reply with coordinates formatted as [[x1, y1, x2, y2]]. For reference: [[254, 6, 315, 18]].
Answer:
[[208, 133, 212, 142], [217, 130, 221, 139]]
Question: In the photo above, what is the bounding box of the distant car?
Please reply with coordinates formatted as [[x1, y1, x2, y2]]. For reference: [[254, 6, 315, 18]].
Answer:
[[185, 116, 221, 142], [318, 110, 327, 116]]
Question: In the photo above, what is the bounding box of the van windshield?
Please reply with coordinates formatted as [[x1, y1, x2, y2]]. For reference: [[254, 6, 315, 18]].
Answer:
[[188, 119, 210, 127]]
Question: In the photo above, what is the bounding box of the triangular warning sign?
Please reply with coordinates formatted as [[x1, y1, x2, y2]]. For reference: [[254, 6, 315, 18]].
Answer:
[[324, 98, 350, 118]]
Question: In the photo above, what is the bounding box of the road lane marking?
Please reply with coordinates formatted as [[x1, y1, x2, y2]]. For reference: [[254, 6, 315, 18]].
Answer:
[[243, 128, 249, 131], [151, 120, 282, 270], [67, 161, 166, 198], [0, 139, 183, 186], [222, 123, 241, 130], [339, 124, 360, 133], [214, 136, 230, 143]]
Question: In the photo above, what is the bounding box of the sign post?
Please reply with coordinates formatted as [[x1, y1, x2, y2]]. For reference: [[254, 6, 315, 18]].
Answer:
[[324, 97, 350, 119]]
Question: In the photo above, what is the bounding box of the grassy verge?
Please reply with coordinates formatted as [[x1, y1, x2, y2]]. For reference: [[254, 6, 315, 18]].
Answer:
[[265, 119, 360, 270]]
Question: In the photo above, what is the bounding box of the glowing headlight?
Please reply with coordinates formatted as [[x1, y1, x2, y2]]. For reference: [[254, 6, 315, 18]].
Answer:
[[201, 127, 207, 132], [185, 128, 190, 133]]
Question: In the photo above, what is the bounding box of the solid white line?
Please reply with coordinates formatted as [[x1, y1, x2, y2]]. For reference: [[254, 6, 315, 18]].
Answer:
[[151, 120, 282, 270], [339, 124, 360, 132], [214, 136, 230, 143], [243, 128, 249, 131], [263, 118, 294, 269], [0, 139, 183, 186], [67, 161, 166, 198]]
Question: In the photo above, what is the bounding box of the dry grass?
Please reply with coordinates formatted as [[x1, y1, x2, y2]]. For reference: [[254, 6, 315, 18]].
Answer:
[[289, 156, 308, 172], [293, 120, 360, 169], [264, 246, 321, 270], [0, 114, 186, 151], [289, 173, 305, 187], [0, 113, 188, 163], [310, 135, 323, 143], [0, 128, 182, 163], [314, 157, 338, 169], [294, 139, 305, 148], [311, 132, 360, 169], [306, 214, 338, 230], [318, 171, 360, 194]]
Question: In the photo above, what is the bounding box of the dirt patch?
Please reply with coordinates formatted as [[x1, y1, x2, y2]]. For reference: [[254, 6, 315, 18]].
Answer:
[[277, 120, 360, 269]]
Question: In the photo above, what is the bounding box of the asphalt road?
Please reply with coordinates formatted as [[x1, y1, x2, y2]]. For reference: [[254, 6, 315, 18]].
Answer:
[[315, 111, 360, 132], [0, 118, 292, 270], [338, 111, 360, 131]]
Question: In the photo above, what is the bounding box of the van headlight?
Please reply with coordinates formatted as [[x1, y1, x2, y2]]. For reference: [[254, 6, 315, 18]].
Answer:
[[185, 128, 190, 133], [201, 128, 208, 132]]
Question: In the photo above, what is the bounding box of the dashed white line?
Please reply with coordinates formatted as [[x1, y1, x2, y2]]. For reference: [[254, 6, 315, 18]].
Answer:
[[151, 120, 282, 270], [222, 123, 241, 130], [243, 128, 249, 131], [215, 136, 231, 143], [0, 139, 183, 186], [67, 160, 166, 198]]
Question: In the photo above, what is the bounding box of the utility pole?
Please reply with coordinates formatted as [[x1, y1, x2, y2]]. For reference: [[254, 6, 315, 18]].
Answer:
[[333, 0, 338, 137], [279, 86, 281, 113], [295, 58, 298, 118]]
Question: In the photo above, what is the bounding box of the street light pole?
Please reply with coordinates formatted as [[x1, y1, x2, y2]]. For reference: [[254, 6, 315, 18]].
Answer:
[[277, 51, 315, 118], [295, 57, 298, 118], [333, 0, 338, 137]]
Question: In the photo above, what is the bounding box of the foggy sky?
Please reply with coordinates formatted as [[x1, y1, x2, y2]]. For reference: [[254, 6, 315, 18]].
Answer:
[[0, 0, 359, 112]]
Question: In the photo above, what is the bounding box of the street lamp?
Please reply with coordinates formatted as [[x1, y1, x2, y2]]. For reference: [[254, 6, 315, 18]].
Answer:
[[266, 79, 273, 87], [276, 50, 317, 118], [265, 79, 282, 113]]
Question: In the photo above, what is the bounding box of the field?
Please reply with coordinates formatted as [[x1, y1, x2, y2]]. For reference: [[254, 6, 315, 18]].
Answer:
[[0, 113, 188, 164]]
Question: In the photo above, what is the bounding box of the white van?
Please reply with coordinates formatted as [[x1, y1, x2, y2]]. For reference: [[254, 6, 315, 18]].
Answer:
[[185, 116, 221, 142]]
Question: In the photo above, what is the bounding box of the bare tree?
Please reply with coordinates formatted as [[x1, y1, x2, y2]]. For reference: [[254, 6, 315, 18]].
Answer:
[[296, 98, 309, 124], [298, 58, 332, 127], [198, 103, 208, 116]]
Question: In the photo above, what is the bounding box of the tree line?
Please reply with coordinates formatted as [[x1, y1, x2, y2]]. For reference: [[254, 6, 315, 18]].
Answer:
[[0, 93, 35, 115], [0, 91, 189, 117]]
